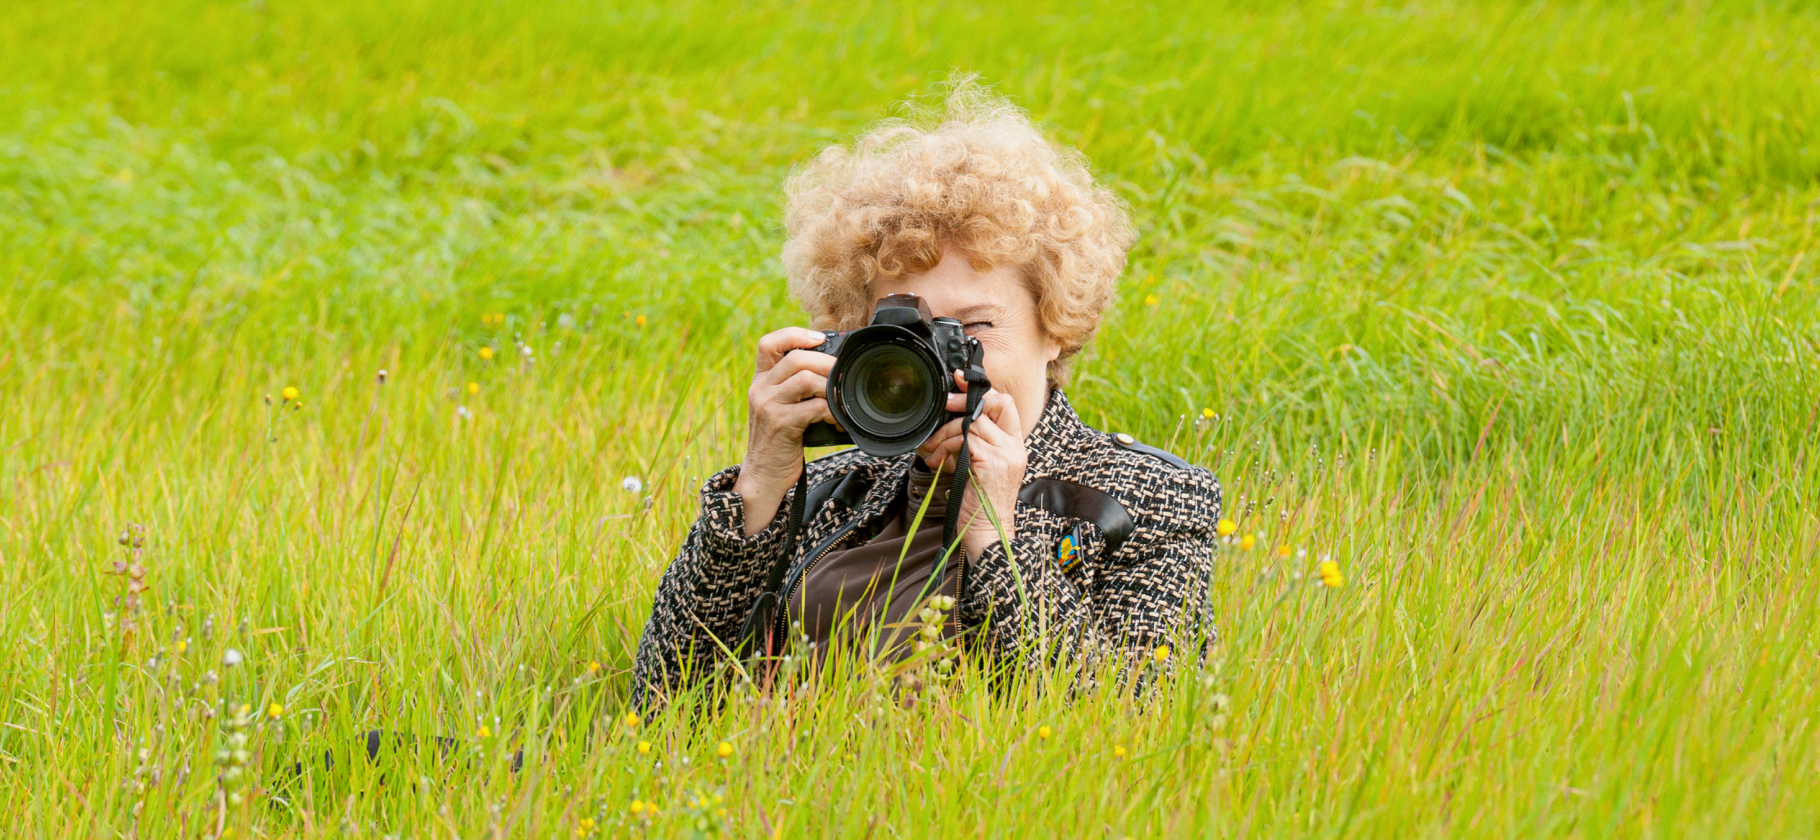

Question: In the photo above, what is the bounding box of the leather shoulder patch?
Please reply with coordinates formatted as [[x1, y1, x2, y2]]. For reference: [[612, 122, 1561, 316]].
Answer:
[[801, 469, 869, 529], [1018, 478, 1135, 556], [1109, 431, 1192, 470]]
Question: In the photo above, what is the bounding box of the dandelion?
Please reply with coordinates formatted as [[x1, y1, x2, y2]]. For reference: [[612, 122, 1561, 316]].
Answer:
[[1240, 534, 1257, 551], [266, 703, 283, 720], [635, 314, 647, 327], [1216, 518, 1237, 537], [1277, 544, 1293, 559], [1144, 294, 1160, 306], [467, 382, 480, 395], [622, 710, 640, 727], [621, 476, 644, 494], [716, 741, 733, 758], [630, 800, 646, 814], [1037, 725, 1052, 740], [1201, 407, 1215, 419], [1153, 645, 1171, 663], [477, 724, 492, 738], [637, 740, 651, 754], [281, 386, 300, 402], [174, 639, 188, 654], [479, 346, 495, 360], [1113, 745, 1127, 758]]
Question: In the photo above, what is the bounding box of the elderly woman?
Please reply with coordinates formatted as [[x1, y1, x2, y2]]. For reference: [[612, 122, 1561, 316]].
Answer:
[[632, 87, 1222, 709]]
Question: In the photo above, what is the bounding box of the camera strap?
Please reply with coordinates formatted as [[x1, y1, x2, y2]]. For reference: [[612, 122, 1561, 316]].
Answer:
[[938, 344, 991, 596]]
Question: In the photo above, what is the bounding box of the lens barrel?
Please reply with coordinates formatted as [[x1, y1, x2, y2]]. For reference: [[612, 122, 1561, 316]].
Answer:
[[826, 325, 948, 457]]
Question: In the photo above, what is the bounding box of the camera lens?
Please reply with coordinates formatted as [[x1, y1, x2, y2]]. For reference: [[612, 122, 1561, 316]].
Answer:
[[843, 342, 939, 439]]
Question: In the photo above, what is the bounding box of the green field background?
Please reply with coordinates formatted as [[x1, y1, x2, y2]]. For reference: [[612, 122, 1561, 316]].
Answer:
[[3, 0, 1818, 836]]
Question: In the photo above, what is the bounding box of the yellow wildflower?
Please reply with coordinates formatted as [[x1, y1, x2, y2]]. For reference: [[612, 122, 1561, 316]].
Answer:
[[467, 381, 480, 395], [587, 660, 601, 674], [1239, 534, 1256, 551], [1201, 407, 1215, 419], [1320, 559, 1346, 588], [479, 346, 495, 360], [266, 703, 283, 719], [1153, 645, 1171, 663], [636, 314, 647, 327], [1037, 725, 1052, 740], [1216, 518, 1237, 537], [1144, 294, 1160, 306], [175, 640, 187, 654], [239, 703, 252, 717], [637, 740, 651, 754], [717, 741, 734, 758], [630, 800, 645, 814], [1277, 544, 1293, 559], [476, 724, 492, 738], [622, 711, 639, 727], [281, 386, 300, 402], [1113, 745, 1127, 758]]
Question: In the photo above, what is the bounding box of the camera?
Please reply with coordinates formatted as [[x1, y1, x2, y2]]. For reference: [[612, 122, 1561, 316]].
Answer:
[[799, 294, 985, 457]]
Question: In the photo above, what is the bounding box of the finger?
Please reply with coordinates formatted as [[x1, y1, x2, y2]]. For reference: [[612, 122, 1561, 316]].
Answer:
[[765, 367, 829, 405], [977, 389, 1019, 433], [779, 397, 836, 430], [755, 327, 832, 373], [758, 341, 835, 388], [918, 416, 964, 453]]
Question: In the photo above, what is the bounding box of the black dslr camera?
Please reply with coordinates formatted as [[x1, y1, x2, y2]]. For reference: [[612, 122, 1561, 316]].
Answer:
[[800, 294, 985, 457]]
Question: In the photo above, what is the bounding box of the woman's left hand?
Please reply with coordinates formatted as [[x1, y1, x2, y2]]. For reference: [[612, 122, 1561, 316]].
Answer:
[[917, 375, 1027, 561]]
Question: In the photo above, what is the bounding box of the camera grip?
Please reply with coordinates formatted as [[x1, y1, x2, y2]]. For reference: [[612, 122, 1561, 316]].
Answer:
[[790, 329, 849, 448]]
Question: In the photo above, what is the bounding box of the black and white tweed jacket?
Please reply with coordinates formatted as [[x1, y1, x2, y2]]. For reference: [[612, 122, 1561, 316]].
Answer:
[[631, 388, 1222, 709]]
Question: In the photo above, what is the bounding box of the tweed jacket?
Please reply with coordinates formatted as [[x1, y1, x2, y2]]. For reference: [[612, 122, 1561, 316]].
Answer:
[[631, 388, 1222, 709]]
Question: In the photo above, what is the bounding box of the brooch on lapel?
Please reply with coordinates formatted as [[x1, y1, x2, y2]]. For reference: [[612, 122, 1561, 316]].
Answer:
[[1057, 526, 1084, 573]]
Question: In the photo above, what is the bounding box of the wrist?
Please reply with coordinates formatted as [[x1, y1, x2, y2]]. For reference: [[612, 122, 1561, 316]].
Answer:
[[733, 460, 798, 537]]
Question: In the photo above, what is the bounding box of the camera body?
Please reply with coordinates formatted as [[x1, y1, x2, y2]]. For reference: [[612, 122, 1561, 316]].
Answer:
[[801, 294, 983, 457]]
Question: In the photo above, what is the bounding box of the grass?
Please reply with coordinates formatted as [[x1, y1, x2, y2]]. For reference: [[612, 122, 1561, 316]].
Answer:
[[2, 0, 1818, 835]]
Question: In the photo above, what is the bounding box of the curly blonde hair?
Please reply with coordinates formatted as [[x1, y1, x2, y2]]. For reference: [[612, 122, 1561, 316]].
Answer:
[[781, 81, 1136, 385]]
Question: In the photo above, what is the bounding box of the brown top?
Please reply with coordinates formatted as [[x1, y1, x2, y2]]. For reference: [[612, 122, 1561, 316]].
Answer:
[[785, 463, 959, 663]]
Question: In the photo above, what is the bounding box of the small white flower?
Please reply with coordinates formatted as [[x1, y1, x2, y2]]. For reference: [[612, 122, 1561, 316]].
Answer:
[[621, 476, 643, 494], [221, 648, 244, 667], [456, 405, 472, 421]]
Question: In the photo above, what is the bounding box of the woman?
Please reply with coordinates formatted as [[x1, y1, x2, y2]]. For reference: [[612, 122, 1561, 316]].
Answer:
[[632, 85, 1222, 709]]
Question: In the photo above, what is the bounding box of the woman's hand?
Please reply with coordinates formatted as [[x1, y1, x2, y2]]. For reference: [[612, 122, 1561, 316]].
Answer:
[[916, 375, 1027, 561], [733, 327, 837, 535]]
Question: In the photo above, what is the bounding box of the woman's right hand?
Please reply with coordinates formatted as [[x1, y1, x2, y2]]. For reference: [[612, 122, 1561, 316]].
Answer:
[[732, 327, 837, 535]]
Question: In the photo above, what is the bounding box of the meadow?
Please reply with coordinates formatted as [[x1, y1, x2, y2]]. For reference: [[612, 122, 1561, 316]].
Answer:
[[3, 0, 1818, 835]]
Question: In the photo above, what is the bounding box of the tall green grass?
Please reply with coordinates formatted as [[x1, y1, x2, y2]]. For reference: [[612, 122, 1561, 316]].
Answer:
[[2, 0, 1816, 836]]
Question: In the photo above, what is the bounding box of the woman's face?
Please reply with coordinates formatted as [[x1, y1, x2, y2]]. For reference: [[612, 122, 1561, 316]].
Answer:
[[871, 244, 1060, 441]]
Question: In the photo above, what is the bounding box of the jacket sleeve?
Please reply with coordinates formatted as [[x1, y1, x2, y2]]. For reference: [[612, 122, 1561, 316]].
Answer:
[[631, 464, 791, 710], [954, 464, 1222, 690]]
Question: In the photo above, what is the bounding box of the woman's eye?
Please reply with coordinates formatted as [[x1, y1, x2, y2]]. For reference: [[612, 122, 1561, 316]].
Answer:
[[963, 321, 993, 334]]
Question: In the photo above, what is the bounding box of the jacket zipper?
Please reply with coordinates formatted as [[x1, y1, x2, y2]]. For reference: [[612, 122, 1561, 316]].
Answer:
[[771, 517, 865, 654]]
